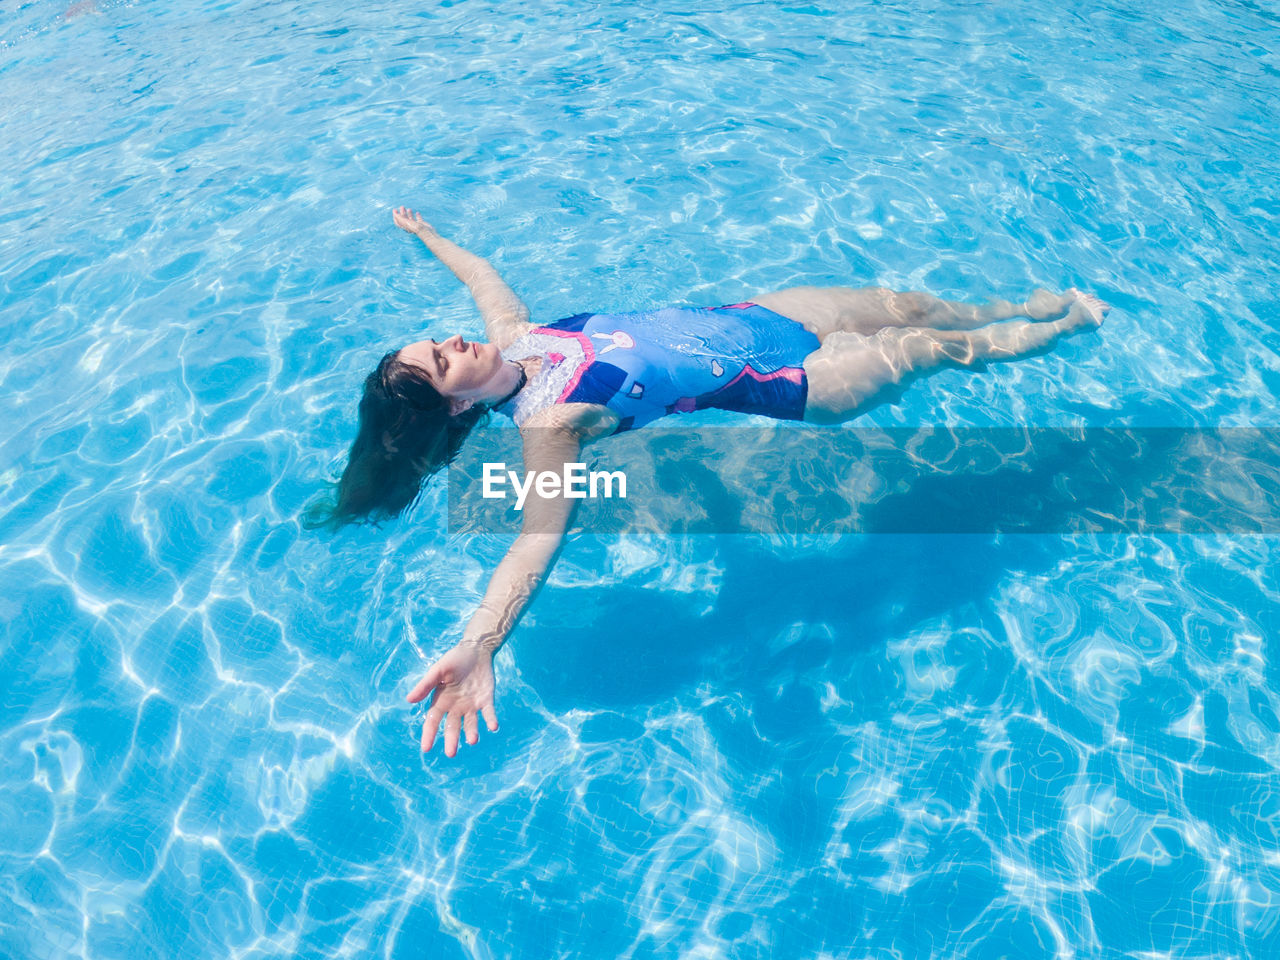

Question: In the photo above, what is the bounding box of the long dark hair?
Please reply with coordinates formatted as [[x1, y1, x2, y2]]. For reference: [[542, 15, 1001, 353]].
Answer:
[[304, 350, 487, 530]]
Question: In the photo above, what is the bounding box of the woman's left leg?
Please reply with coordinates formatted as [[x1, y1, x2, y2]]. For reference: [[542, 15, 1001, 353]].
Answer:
[[752, 285, 1078, 340], [802, 294, 1109, 424]]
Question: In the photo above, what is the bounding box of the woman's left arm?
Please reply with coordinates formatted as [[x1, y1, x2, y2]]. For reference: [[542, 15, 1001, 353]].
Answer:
[[392, 206, 533, 349], [406, 415, 602, 757]]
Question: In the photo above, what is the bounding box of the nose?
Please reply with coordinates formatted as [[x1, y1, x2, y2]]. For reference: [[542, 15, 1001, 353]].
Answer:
[[447, 334, 466, 351]]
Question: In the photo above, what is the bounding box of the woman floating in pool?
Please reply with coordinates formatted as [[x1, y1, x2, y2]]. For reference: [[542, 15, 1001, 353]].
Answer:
[[315, 206, 1108, 758]]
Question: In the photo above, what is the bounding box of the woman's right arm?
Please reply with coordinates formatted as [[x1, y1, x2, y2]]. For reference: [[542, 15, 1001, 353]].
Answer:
[[405, 405, 617, 758], [392, 206, 533, 349]]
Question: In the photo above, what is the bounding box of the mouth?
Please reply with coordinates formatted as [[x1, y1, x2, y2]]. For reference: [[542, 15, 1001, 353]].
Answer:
[[472, 342, 478, 356]]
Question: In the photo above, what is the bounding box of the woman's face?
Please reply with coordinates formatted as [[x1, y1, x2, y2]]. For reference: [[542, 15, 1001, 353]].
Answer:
[[399, 334, 503, 401]]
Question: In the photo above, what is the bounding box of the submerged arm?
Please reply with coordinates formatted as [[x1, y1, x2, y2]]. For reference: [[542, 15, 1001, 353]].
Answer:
[[460, 427, 581, 652], [406, 418, 598, 758], [392, 206, 533, 349]]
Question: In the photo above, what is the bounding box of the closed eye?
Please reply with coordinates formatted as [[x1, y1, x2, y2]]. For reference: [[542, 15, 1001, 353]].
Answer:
[[427, 340, 447, 378]]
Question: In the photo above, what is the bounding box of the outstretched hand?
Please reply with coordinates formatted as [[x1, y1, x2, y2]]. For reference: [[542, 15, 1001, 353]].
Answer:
[[392, 205, 435, 237], [407, 643, 499, 757]]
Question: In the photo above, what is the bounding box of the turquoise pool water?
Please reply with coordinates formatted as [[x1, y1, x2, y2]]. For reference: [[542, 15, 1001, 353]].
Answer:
[[4, 0, 1280, 957]]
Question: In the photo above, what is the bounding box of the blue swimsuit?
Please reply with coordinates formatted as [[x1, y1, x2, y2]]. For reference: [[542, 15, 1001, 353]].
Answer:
[[495, 302, 820, 433]]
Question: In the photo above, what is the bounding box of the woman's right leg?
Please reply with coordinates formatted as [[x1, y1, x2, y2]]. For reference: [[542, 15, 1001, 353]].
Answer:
[[802, 295, 1109, 424], [753, 285, 1079, 339]]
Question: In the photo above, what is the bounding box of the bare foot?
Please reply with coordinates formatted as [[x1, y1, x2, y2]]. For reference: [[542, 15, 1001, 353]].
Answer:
[[1025, 287, 1077, 320], [62, 0, 100, 18], [1062, 291, 1110, 331]]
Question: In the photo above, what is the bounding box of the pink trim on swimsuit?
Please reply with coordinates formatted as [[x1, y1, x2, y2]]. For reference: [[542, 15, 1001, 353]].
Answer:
[[533, 327, 596, 403], [723, 362, 805, 388]]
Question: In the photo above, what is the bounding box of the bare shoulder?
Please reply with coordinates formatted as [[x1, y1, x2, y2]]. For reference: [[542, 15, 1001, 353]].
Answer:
[[491, 319, 537, 351], [520, 403, 619, 444]]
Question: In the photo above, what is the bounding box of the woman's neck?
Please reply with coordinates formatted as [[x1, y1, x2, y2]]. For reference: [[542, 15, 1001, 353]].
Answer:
[[486, 358, 538, 406]]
